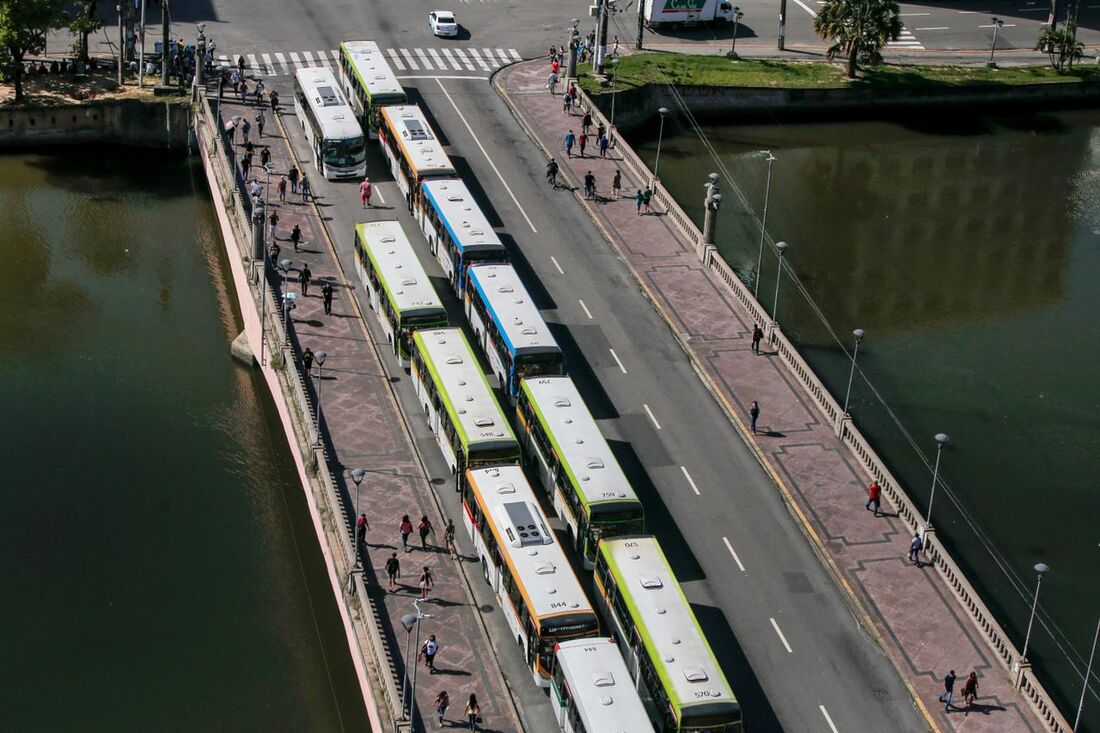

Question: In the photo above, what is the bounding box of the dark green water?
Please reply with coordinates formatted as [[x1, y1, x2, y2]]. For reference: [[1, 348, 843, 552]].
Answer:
[[637, 109, 1100, 729], [0, 150, 369, 730]]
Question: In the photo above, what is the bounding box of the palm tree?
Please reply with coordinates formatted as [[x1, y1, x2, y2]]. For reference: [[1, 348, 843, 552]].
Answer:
[[1037, 21, 1084, 72], [814, 0, 903, 78]]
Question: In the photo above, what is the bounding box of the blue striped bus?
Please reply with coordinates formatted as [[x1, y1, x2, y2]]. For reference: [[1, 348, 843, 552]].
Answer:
[[418, 178, 509, 296]]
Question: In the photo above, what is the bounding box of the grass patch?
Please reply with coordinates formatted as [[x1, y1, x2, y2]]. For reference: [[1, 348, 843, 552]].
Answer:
[[577, 52, 1100, 94]]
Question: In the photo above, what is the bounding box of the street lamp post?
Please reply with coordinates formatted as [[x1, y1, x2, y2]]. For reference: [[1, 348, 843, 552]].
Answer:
[[920, 433, 951, 544], [138, 0, 146, 87], [278, 258, 294, 345], [117, 5, 124, 87], [195, 23, 205, 87], [314, 350, 327, 436], [350, 468, 366, 569], [400, 613, 417, 721], [728, 7, 745, 59], [567, 19, 580, 79], [770, 241, 788, 335], [754, 151, 777, 300], [401, 601, 432, 724], [281, 292, 297, 345], [609, 57, 620, 147], [1020, 562, 1051, 664], [842, 328, 866, 417], [988, 17, 1004, 68], [653, 107, 670, 183], [1074, 615, 1100, 731]]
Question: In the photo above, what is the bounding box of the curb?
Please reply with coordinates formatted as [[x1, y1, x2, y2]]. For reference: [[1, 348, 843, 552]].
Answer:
[[493, 59, 940, 733]]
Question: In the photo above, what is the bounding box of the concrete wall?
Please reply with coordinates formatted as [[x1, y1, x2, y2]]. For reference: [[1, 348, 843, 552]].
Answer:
[[0, 98, 190, 149], [599, 80, 1100, 130]]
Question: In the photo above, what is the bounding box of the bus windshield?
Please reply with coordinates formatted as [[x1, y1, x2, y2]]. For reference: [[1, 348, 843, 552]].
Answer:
[[325, 137, 366, 168], [590, 512, 645, 537], [517, 353, 563, 379]]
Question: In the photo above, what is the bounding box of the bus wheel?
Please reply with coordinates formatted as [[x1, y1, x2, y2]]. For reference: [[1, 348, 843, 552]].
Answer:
[[481, 558, 490, 585]]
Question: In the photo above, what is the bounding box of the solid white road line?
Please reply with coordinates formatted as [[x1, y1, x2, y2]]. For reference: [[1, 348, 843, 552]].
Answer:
[[388, 49, 407, 71], [578, 299, 593, 319], [770, 618, 793, 653], [550, 256, 564, 274], [681, 466, 701, 495], [609, 348, 628, 374], [980, 22, 1016, 27], [397, 75, 489, 81], [1018, 6, 1045, 10], [435, 79, 539, 233], [722, 537, 746, 572], [820, 705, 840, 733], [643, 404, 662, 430], [915, 26, 950, 30], [469, 48, 491, 71], [899, 11, 931, 15], [792, 0, 818, 16], [401, 49, 419, 70]]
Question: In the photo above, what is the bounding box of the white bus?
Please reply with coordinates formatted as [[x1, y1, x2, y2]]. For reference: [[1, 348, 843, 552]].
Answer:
[[292, 66, 367, 180], [378, 105, 456, 210], [410, 328, 521, 484], [516, 376, 645, 567], [418, 178, 509, 296], [462, 464, 600, 686], [338, 41, 407, 139], [353, 220, 448, 367], [465, 264, 564, 401], [552, 638, 656, 733], [594, 536, 742, 732]]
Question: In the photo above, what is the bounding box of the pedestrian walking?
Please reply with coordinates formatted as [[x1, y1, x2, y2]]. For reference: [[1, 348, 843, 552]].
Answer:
[[419, 634, 439, 672], [418, 566, 434, 600], [239, 79, 249, 105], [547, 70, 559, 94], [254, 79, 265, 104], [259, 147, 271, 168], [256, 110, 265, 138], [634, 189, 644, 215], [546, 157, 559, 187], [865, 481, 882, 516], [244, 140, 255, 157], [356, 512, 369, 545], [751, 323, 764, 354], [385, 551, 401, 591], [563, 129, 575, 157], [241, 118, 251, 144], [939, 670, 957, 711], [269, 89, 279, 111], [359, 177, 372, 208], [961, 672, 978, 713], [290, 224, 302, 253], [400, 514, 413, 552], [578, 131, 588, 157], [300, 175, 311, 202], [444, 519, 457, 559], [909, 532, 923, 565], [243, 153, 254, 181], [302, 346, 315, 375], [583, 170, 595, 200], [435, 690, 450, 725], [568, 82, 577, 107], [277, 176, 287, 203], [418, 514, 434, 549], [749, 400, 760, 434], [597, 134, 609, 158], [322, 282, 334, 315], [268, 209, 279, 240], [299, 262, 312, 296], [550, 57, 560, 75], [611, 169, 622, 198], [466, 694, 481, 731], [597, 122, 606, 142], [230, 70, 240, 94], [562, 91, 572, 114], [289, 165, 299, 194], [642, 187, 653, 214], [268, 241, 281, 264], [237, 54, 245, 75], [582, 111, 592, 134]]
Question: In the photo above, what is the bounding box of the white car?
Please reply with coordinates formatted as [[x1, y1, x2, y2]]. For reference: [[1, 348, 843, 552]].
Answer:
[[428, 10, 458, 37]]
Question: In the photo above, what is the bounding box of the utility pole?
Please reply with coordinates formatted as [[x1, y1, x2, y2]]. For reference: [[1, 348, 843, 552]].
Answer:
[[778, 0, 787, 50], [636, 0, 645, 49], [116, 4, 124, 86], [138, 0, 146, 87], [1048, 0, 1059, 29], [161, 0, 169, 86], [595, 0, 610, 75]]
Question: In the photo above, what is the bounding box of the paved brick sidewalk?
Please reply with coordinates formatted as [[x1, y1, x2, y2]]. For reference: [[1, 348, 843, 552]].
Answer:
[[497, 60, 1045, 733], [217, 93, 521, 732]]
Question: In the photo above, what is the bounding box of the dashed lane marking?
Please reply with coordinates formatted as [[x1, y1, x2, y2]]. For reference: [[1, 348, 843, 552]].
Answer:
[[550, 256, 564, 274], [722, 536, 746, 572], [578, 299, 593, 319], [643, 403, 662, 430], [681, 466, 700, 495], [609, 348, 627, 374], [770, 617, 793, 653]]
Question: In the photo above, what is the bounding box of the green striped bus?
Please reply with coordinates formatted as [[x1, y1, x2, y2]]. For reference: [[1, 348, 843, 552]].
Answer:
[[338, 40, 407, 138], [353, 220, 447, 367], [411, 328, 521, 485], [516, 376, 644, 567], [594, 536, 742, 732]]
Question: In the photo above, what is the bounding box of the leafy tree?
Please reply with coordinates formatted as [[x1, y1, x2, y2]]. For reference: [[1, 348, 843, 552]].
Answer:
[[813, 0, 903, 79], [1037, 21, 1084, 72], [0, 0, 68, 103], [69, 0, 102, 65]]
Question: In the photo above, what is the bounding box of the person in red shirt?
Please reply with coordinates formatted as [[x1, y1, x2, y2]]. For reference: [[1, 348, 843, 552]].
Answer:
[[865, 481, 882, 516]]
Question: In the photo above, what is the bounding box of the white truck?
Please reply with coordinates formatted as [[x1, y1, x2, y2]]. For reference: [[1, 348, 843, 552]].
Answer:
[[644, 0, 734, 26]]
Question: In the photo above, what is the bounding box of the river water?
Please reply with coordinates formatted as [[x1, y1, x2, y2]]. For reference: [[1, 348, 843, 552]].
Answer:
[[636, 109, 1100, 729], [0, 149, 369, 730]]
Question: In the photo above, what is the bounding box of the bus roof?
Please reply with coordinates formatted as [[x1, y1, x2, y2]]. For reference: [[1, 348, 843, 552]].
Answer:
[[599, 536, 739, 717], [354, 220, 445, 318], [420, 179, 507, 257], [339, 41, 406, 101], [378, 105, 456, 179], [467, 465, 595, 622], [293, 66, 364, 141], [412, 328, 517, 451], [467, 265, 561, 357], [554, 638, 656, 733], [520, 376, 640, 510]]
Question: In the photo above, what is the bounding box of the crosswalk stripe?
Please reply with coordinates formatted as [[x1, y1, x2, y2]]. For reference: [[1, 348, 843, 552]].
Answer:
[[275, 52, 289, 74], [469, 48, 491, 71], [318, 50, 332, 69], [509, 49, 521, 61], [428, 48, 448, 70], [401, 48, 420, 70], [453, 48, 475, 70], [261, 53, 275, 76], [441, 48, 463, 70], [247, 53, 260, 71], [218, 54, 230, 67], [415, 48, 434, 69], [495, 48, 510, 65], [289, 51, 302, 69], [483, 48, 495, 66], [330, 49, 340, 62], [302, 50, 316, 67], [387, 48, 407, 71]]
